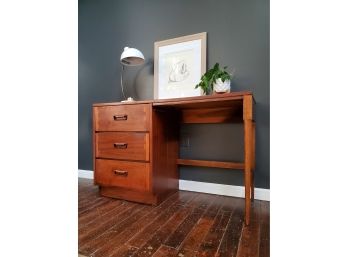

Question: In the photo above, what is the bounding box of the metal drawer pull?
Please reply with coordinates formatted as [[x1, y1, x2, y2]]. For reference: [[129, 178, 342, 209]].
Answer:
[[114, 143, 128, 149], [113, 114, 128, 121], [113, 170, 128, 176]]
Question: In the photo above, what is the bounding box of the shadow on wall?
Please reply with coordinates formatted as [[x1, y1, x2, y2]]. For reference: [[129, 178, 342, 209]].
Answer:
[[134, 58, 154, 100]]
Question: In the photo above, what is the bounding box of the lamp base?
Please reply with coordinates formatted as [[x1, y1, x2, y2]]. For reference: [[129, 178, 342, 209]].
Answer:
[[121, 97, 134, 102]]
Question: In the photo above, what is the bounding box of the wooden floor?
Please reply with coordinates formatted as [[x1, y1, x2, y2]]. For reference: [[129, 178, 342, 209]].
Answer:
[[78, 178, 269, 257]]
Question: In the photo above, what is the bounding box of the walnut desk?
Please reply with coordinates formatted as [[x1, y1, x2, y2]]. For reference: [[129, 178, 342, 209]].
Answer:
[[93, 91, 255, 225]]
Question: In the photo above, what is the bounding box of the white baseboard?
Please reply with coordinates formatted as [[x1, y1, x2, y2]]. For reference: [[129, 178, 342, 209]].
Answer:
[[78, 169, 94, 179], [78, 169, 269, 201], [179, 180, 269, 201]]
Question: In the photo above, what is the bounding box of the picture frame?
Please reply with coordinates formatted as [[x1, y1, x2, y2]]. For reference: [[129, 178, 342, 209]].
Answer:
[[154, 32, 207, 99]]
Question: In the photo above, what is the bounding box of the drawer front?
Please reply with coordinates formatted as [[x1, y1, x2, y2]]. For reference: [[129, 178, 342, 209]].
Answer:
[[95, 159, 150, 191], [94, 104, 150, 132], [96, 132, 149, 161]]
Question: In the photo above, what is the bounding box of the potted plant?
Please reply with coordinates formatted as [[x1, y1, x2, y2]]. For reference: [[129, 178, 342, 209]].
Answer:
[[195, 63, 234, 95]]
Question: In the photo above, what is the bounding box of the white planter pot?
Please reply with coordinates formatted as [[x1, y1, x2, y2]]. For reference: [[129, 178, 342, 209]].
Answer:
[[213, 78, 230, 93]]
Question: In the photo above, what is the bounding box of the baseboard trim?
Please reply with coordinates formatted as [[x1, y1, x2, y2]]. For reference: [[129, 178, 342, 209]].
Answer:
[[78, 169, 269, 201], [179, 180, 269, 201], [78, 169, 94, 179]]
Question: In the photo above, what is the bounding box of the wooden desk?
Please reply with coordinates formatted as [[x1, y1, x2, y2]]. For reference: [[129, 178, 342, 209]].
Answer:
[[93, 91, 255, 225]]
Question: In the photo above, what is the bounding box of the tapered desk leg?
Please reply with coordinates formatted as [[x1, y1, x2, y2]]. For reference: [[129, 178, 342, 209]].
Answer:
[[244, 119, 252, 225]]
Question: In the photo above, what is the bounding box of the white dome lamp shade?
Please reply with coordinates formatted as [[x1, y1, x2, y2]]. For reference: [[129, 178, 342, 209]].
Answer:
[[120, 47, 145, 102], [120, 47, 145, 66]]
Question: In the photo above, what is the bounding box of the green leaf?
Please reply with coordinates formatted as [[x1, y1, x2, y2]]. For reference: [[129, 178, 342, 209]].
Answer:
[[195, 62, 235, 94]]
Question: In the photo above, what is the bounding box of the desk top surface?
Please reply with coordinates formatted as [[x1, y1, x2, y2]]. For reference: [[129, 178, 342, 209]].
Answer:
[[93, 91, 253, 108]]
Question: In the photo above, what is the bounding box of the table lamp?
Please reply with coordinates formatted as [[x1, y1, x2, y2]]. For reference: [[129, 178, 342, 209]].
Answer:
[[120, 47, 145, 102]]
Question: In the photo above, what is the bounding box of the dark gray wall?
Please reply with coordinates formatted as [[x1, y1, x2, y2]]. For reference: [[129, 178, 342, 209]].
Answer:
[[79, 0, 270, 189]]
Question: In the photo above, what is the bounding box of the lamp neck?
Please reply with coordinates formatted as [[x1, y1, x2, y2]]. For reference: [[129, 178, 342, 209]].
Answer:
[[120, 65, 126, 100]]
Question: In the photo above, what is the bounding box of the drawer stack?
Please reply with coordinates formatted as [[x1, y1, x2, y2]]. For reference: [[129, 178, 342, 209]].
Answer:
[[93, 101, 179, 205], [93, 103, 154, 203]]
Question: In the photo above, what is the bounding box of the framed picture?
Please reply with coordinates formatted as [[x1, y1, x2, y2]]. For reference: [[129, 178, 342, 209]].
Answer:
[[154, 32, 207, 99]]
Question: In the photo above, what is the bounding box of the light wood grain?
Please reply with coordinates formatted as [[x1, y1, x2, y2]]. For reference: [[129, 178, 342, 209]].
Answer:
[[95, 159, 150, 191], [177, 159, 245, 170], [94, 104, 150, 132], [181, 106, 243, 123], [152, 108, 180, 197], [95, 132, 149, 161], [243, 94, 254, 225]]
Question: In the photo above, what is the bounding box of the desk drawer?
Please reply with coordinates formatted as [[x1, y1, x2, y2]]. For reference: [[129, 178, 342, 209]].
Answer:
[[96, 132, 149, 161], [95, 159, 150, 191], [94, 104, 150, 132]]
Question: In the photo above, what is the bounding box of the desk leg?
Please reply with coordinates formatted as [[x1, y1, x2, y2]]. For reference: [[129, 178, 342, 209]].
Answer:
[[251, 121, 256, 201], [244, 119, 252, 225]]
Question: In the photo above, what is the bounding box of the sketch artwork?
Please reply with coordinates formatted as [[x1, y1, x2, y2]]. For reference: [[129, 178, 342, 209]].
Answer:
[[155, 33, 206, 99], [158, 46, 200, 98], [169, 60, 189, 83]]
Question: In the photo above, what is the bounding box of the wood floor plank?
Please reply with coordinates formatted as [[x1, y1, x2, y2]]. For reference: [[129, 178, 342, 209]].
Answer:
[[236, 201, 261, 257], [79, 202, 140, 248], [152, 245, 178, 257], [175, 194, 224, 257], [80, 205, 152, 256], [110, 245, 139, 257], [215, 208, 244, 257], [221, 195, 245, 214], [79, 201, 134, 237], [79, 200, 124, 228], [90, 204, 180, 257], [259, 201, 270, 257], [78, 182, 102, 203], [78, 201, 134, 236], [259, 239, 269, 257], [126, 191, 198, 248], [78, 189, 98, 202], [77, 178, 270, 257], [259, 201, 269, 240], [80, 199, 122, 218], [194, 210, 231, 257], [131, 206, 191, 257], [83, 191, 195, 257], [78, 197, 110, 214], [171, 190, 200, 206], [164, 193, 216, 249]]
